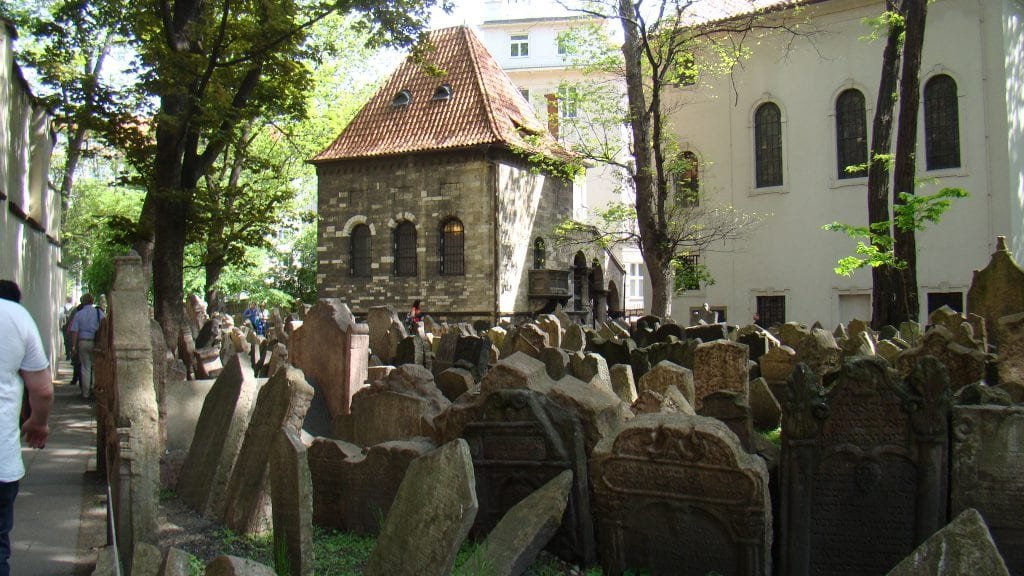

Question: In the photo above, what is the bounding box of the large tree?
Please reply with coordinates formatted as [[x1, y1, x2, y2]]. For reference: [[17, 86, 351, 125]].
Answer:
[[556, 0, 801, 317], [119, 0, 446, 347]]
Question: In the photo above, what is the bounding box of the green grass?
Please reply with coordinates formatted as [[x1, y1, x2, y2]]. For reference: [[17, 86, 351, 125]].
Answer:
[[758, 426, 782, 446]]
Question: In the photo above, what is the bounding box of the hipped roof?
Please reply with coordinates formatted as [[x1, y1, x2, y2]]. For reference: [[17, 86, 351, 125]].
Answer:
[[312, 26, 573, 165]]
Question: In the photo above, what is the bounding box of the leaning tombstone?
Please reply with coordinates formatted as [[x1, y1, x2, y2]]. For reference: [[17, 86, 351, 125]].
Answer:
[[591, 413, 771, 575], [636, 360, 694, 406], [609, 364, 637, 404], [951, 403, 1024, 574], [222, 367, 315, 535], [996, 312, 1024, 392], [967, 236, 1024, 348], [363, 440, 478, 576], [779, 356, 950, 576], [748, 376, 782, 431], [885, 508, 1009, 576], [290, 299, 369, 417], [270, 428, 314, 576], [204, 556, 276, 576], [693, 340, 749, 411], [895, 325, 987, 393]]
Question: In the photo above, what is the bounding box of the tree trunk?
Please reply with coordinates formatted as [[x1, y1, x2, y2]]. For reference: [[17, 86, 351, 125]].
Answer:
[[204, 258, 225, 313], [867, 1, 904, 329], [891, 0, 928, 324]]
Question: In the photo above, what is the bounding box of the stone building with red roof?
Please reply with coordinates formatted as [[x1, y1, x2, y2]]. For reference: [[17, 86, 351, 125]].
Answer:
[[312, 26, 584, 322]]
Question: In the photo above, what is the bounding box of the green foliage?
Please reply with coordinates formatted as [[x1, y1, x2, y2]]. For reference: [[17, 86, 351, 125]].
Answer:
[[672, 255, 715, 294], [311, 527, 376, 575], [273, 529, 292, 576], [824, 188, 968, 276], [758, 427, 782, 446]]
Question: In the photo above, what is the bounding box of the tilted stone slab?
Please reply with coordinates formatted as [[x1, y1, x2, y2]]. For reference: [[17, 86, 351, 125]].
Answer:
[[363, 439, 478, 576], [204, 556, 277, 576], [997, 312, 1024, 391], [160, 548, 193, 576], [177, 354, 259, 518], [290, 299, 369, 417], [637, 360, 694, 406], [270, 428, 315, 576], [609, 364, 637, 404], [896, 326, 988, 393], [464, 471, 574, 576], [967, 236, 1024, 348], [886, 508, 1009, 576], [693, 340, 749, 411], [222, 367, 314, 534]]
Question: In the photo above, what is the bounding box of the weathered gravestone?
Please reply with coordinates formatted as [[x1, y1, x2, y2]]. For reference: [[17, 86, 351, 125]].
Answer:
[[204, 556, 276, 576], [749, 376, 782, 431], [537, 314, 562, 348], [779, 357, 950, 576], [794, 328, 842, 380], [591, 413, 772, 576], [436, 367, 474, 402], [570, 352, 613, 393], [453, 335, 491, 380], [693, 340, 749, 411], [886, 508, 1010, 576], [609, 363, 637, 404], [997, 312, 1024, 395], [759, 345, 796, 401], [368, 306, 403, 364], [967, 236, 1024, 348], [951, 404, 1024, 574], [437, 389, 595, 564], [637, 360, 695, 406], [307, 438, 435, 535], [394, 334, 426, 367], [335, 364, 449, 446], [177, 354, 259, 519], [363, 440, 478, 576], [270, 428, 314, 576], [290, 299, 369, 417], [223, 366, 315, 534], [896, 325, 987, 393]]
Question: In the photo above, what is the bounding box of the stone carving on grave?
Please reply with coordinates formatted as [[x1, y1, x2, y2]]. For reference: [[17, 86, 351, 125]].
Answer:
[[591, 413, 771, 576], [438, 388, 595, 564], [997, 312, 1024, 394], [693, 340, 749, 411], [290, 299, 369, 417], [895, 325, 988, 393], [537, 314, 562, 349], [967, 236, 1024, 348], [637, 360, 694, 407], [951, 404, 1024, 574], [778, 356, 950, 576], [794, 328, 842, 381]]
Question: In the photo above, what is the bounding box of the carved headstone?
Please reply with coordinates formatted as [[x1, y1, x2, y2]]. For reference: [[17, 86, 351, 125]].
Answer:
[[609, 364, 637, 404], [223, 367, 315, 534], [537, 314, 562, 349], [591, 413, 772, 575], [540, 347, 570, 380], [886, 508, 1010, 576], [896, 326, 987, 393], [967, 236, 1024, 347], [636, 360, 695, 407], [368, 306, 402, 363], [997, 312, 1024, 391], [749, 376, 782, 431], [951, 405, 1024, 574], [693, 340, 749, 411], [794, 328, 842, 380], [363, 440, 478, 576], [562, 324, 585, 352], [307, 438, 434, 534], [435, 367, 474, 402], [570, 352, 612, 393], [204, 556, 276, 576], [177, 354, 259, 518], [290, 299, 369, 417], [341, 364, 449, 446]]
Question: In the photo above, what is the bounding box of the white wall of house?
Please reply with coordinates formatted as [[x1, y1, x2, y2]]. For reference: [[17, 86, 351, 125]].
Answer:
[[0, 20, 63, 370], [665, 0, 1023, 328]]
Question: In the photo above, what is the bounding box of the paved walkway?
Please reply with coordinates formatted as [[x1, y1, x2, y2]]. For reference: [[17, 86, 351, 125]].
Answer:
[[11, 361, 103, 576]]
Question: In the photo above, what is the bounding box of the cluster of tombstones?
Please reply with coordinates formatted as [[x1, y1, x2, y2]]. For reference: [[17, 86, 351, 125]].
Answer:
[[144, 239, 1024, 576]]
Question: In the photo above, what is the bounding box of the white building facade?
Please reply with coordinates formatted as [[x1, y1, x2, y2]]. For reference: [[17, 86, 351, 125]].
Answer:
[[666, 0, 1024, 327], [478, 0, 648, 314]]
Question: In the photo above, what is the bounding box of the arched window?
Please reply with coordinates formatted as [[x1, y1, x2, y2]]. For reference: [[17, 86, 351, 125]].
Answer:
[[533, 237, 546, 269], [754, 102, 783, 187], [439, 218, 465, 275], [673, 151, 699, 207], [835, 89, 867, 179], [350, 224, 371, 277], [393, 221, 417, 277], [924, 74, 961, 170]]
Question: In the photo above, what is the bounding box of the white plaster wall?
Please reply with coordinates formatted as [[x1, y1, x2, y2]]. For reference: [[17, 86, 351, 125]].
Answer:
[[666, 0, 1017, 327], [995, 0, 1024, 261]]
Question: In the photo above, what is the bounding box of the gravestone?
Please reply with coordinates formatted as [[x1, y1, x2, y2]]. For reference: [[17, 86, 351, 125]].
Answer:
[[290, 299, 369, 417], [537, 314, 562, 349], [737, 324, 779, 361], [223, 366, 315, 535], [609, 364, 637, 404], [967, 236, 1024, 347], [436, 367, 474, 402], [777, 322, 810, 348], [951, 404, 1024, 574], [684, 323, 727, 343], [307, 438, 435, 534], [591, 413, 771, 576], [886, 508, 1010, 576], [540, 347, 570, 380], [562, 324, 585, 352], [453, 335, 491, 380], [699, 390, 755, 453], [363, 440, 478, 576], [749, 376, 781, 431], [204, 556, 276, 576], [177, 354, 259, 518], [794, 328, 842, 380], [637, 360, 695, 406], [270, 428, 314, 576], [264, 342, 288, 379], [779, 356, 950, 576], [570, 352, 613, 393], [438, 389, 595, 563], [394, 335, 425, 366], [341, 364, 450, 446], [997, 312, 1024, 391], [693, 340, 749, 411], [368, 306, 402, 363], [631, 386, 695, 416], [896, 326, 987, 393]]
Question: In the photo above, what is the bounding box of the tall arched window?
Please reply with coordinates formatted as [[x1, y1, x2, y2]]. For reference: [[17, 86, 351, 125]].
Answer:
[[533, 237, 546, 269], [835, 89, 867, 179], [924, 74, 961, 170], [350, 224, 371, 277], [754, 102, 783, 187], [393, 221, 417, 277], [439, 218, 465, 275], [673, 151, 699, 206]]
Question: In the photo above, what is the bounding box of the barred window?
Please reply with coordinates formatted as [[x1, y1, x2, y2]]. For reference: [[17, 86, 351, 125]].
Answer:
[[673, 151, 699, 207], [439, 218, 465, 276], [835, 89, 867, 179], [924, 74, 961, 170], [755, 102, 783, 187], [350, 224, 371, 277], [393, 221, 417, 277], [533, 237, 546, 269], [757, 295, 786, 327]]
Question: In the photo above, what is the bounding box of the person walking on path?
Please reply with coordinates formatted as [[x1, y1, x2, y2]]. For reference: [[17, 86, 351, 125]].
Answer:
[[59, 296, 75, 361], [0, 280, 54, 576], [69, 294, 104, 400]]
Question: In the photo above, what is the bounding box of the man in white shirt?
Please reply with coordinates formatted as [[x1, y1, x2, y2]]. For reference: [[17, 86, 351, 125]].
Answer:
[[0, 281, 53, 576]]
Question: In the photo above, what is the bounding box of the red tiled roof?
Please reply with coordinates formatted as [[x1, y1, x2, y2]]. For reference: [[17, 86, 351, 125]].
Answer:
[[312, 26, 573, 164]]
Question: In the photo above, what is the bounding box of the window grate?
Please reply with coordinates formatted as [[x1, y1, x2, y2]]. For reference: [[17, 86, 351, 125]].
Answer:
[[755, 103, 783, 187], [757, 295, 786, 327], [393, 221, 417, 277], [440, 219, 465, 276], [836, 89, 867, 179], [350, 224, 371, 277], [924, 75, 961, 170]]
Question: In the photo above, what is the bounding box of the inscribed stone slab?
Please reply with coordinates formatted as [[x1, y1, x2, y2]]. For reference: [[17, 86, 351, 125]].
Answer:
[[693, 340, 749, 411], [886, 508, 1009, 576], [967, 236, 1024, 347], [270, 428, 315, 576], [290, 299, 369, 417]]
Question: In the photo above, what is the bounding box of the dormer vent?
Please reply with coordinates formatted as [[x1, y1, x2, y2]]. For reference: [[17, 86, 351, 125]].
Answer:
[[432, 84, 453, 101], [392, 89, 412, 107]]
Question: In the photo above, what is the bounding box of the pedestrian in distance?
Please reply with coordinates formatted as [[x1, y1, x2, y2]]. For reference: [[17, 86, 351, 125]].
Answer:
[[69, 294, 104, 400]]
